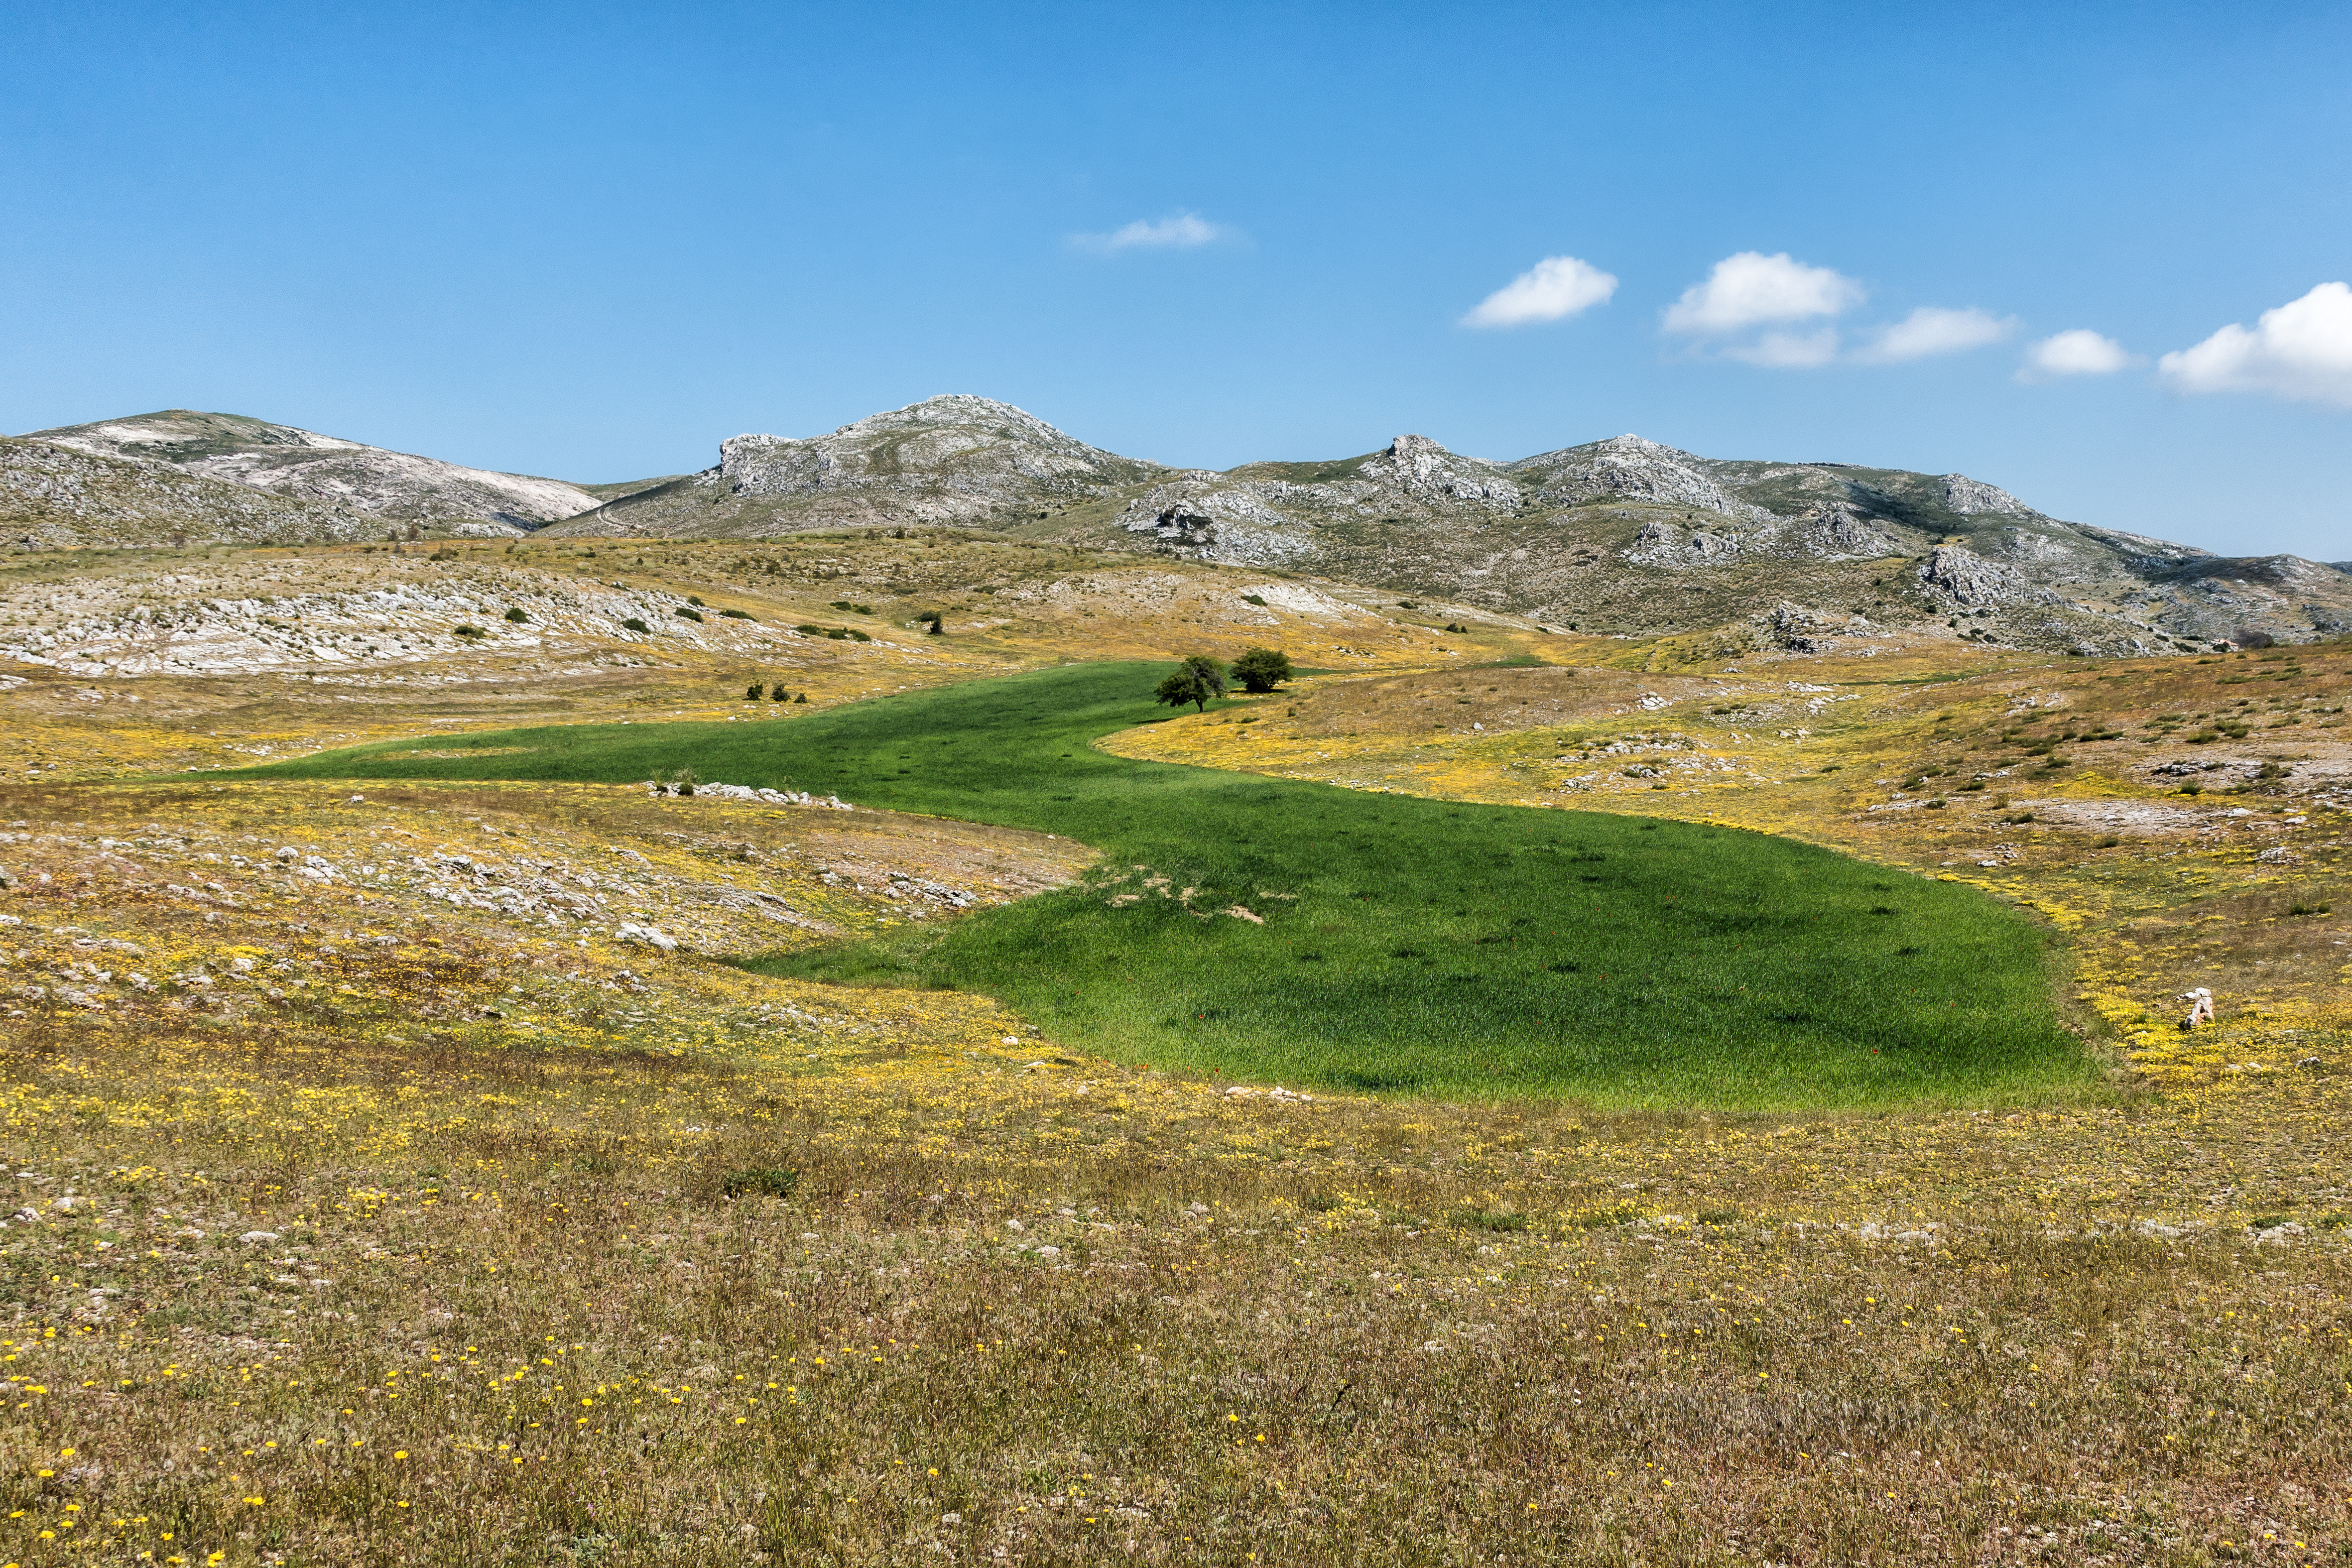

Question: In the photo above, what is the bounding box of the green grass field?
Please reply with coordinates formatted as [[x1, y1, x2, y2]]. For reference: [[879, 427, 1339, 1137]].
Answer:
[[239, 662, 2093, 1107]]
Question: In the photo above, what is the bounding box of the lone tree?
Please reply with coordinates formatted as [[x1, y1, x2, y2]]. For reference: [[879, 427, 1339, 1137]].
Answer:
[[1231, 646, 1293, 693], [1154, 654, 1228, 714]]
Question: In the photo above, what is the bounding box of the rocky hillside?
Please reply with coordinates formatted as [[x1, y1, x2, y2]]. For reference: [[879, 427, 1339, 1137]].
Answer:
[[24, 410, 602, 532], [16, 396, 2346, 653], [544, 394, 1165, 538], [0, 435, 380, 548], [1081, 431, 2352, 655], [554, 395, 2349, 654]]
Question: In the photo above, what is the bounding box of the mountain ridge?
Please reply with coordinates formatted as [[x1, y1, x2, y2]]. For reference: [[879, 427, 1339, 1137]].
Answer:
[[25, 409, 603, 533], [13, 394, 2348, 653]]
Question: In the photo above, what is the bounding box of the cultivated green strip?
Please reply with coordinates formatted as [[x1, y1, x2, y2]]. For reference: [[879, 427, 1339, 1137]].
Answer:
[[234, 662, 2092, 1108]]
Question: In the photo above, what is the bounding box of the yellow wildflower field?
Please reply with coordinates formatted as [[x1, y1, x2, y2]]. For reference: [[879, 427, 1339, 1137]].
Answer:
[[0, 543, 2349, 1562]]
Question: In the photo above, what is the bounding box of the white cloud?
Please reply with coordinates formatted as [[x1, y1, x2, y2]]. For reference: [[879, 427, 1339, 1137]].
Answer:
[[1726, 328, 1842, 368], [1461, 254, 1617, 327], [2158, 282, 2352, 408], [2019, 329, 2137, 379], [1664, 251, 1864, 334], [1856, 306, 2015, 364], [1070, 211, 1235, 256]]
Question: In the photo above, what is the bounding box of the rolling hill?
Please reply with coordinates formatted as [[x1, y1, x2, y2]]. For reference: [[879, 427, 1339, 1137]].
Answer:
[[24, 409, 603, 533]]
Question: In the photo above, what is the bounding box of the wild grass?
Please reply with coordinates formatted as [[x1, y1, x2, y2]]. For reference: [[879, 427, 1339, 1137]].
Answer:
[[240, 665, 2092, 1109]]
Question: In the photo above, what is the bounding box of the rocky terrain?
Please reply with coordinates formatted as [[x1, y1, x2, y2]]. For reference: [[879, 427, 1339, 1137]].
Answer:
[[0, 435, 379, 549], [550, 398, 2352, 655], [24, 410, 603, 533], [1080, 432, 2352, 657], [548, 393, 1163, 538], [16, 395, 2350, 653]]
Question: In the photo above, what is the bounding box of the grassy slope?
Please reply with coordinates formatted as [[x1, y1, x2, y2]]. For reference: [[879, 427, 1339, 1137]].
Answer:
[[238, 662, 2091, 1107]]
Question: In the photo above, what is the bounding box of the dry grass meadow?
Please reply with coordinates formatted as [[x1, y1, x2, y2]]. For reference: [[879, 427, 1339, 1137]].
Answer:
[[0, 538, 2349, 1565]]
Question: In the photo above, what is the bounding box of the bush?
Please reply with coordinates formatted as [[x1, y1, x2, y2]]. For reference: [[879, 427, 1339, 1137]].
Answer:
[[687, 595, 705, 607], [1241, 593, 1268, 607], [720, 608, 754, 621], [721, 1167, 799, 1200], [1445, 622, 1467, 634], [454, 624, 485, 638], [675, 607, 705, 623], [915, 610, 945, 635], [746, 683, 765, 701], [792, 692, 808, 704], [1232, 647, 1293, 693], [622, 617, 650, 633], [503, 607, 527, 623], [830, 601, 873, 615]]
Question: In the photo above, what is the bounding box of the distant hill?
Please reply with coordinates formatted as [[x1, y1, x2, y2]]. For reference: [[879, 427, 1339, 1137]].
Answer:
[[540, 394, 1165, 539], [24, 410, 601, 532], [0, 435, 375, 548], [545, 397, 2352, 655], [13, 395, 2346, 651]]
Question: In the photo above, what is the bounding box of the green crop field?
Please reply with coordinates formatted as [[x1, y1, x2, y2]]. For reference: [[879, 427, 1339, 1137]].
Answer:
[[238, 663, 2093, 1108]]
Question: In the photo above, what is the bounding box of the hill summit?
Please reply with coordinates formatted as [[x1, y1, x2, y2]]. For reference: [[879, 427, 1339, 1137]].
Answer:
[[27, 410, 603, 533], [11, 394, 2348, 652]]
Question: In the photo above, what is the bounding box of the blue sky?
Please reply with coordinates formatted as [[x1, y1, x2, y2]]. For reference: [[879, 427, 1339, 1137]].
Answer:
[[3, 1, 2348, 557]]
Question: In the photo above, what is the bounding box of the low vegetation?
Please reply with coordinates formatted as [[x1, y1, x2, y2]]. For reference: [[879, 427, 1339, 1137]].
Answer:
[[0, 536, 2346, 1562], [245, 664, 2089, 1109]]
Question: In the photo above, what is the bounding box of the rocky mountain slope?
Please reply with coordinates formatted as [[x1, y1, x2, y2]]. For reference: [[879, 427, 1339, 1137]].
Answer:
[[544, 394, 1164, 538], [24, 410, 601, 532], [553, 397, 2352, 655], [0, 435, 380, 548], [16, 395, 2347, 653], [1084, 430, 2352, 656]]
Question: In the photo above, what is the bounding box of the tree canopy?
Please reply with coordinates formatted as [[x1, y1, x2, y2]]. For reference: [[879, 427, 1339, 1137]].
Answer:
[[1231, 646, 1293, 693], [1153, 654, 1228, 714]]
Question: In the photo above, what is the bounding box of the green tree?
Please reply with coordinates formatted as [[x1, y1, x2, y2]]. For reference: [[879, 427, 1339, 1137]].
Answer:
[[1231, 646, 1293, 693], [1154, 654, 1228, 715]]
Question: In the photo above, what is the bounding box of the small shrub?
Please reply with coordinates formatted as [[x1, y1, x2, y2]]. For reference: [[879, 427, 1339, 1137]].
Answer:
[[745, 683, 765, 701], [429, 547, 458, 561], [2289, 902, 2334, 917], [771, 687, 791, 702], [1444, 622, 1467, 634], [793, 692, 808, 704], [1925, 798, 1947, 809], [503, 607, 527, 623], [671, 767, 697, 798], [1452, 1208, 1528, 1232], [721, 1168, 799, 1200], [622, 617, 650, 633], [2097, 835, 2122, 848], [687, 595, 705, 606], [1232, 646, 1293, 693], [454, 624, 485, 638], [830, 601, 873, 615], [720, 608, 754, 620], [1241, 593, 1268, 606], [675, 607, 705, 623]]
